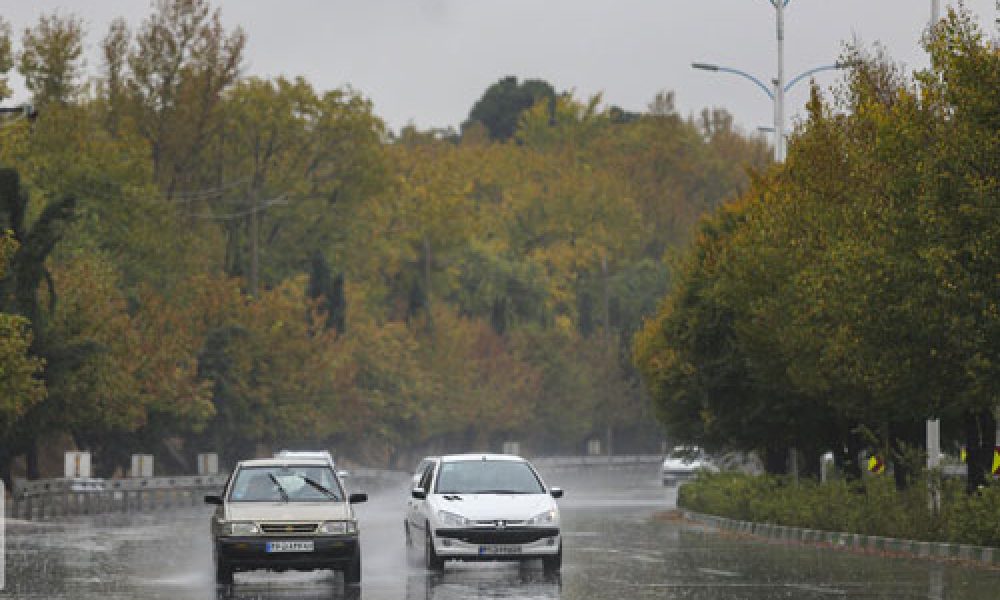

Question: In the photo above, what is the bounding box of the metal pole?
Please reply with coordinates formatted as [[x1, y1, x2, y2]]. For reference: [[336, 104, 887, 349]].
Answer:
[[774, 0, 786, 162], [931, 0, 941, 25], [927, 419, 941, 513]]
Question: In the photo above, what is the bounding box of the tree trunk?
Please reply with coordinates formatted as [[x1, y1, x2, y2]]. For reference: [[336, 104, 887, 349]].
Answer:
[[26, 442, 40, 479], [763, 446, 786, 475], [799, 448, 821, 480], [964, 408, 997, 494], [890, 419, 923, 491], [834, 427, 864, 481]]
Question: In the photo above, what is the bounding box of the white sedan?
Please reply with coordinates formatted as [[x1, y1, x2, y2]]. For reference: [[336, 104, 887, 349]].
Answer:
[[661, 446, 718, 486], [405, 454, 563, 573]]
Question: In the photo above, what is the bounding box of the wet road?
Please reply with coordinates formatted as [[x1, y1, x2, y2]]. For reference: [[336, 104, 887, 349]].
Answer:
[[4, 469, 1000, 599]]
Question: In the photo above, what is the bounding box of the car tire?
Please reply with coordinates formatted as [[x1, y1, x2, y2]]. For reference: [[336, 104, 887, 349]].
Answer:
[[215, 557, 233, 585], [542, 543, 562, 574], [425, 523, 444, 571], [405, 522, 421, 567], [344, 545, 362, 584]]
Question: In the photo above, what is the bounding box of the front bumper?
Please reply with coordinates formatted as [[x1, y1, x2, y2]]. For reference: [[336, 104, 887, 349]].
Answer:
[[215, 535, 358, 571], [432, 527, 560, 560], [662, 470, 696, 485]]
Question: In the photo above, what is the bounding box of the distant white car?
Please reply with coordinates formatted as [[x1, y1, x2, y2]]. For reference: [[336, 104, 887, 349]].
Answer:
[[405, 454, 563, 573], [661, 446, 717, 486], [274, 449, 350, 479]]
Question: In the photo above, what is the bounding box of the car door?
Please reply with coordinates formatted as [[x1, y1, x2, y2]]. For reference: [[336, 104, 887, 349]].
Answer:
[[408, 460, 437, 542], [406, 459, 428, 534]]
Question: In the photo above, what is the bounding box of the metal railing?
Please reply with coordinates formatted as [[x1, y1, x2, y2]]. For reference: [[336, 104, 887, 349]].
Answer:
[[10, 475, 228, 520], [7, 468, 409, 521], [531, 454, 663, 469]]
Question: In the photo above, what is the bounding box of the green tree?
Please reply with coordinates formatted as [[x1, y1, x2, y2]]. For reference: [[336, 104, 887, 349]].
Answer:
[[17, 12, 85, 106], [463, 76, 556, 142], [0, 18, 15, 100], [0, 232, 45, 486]]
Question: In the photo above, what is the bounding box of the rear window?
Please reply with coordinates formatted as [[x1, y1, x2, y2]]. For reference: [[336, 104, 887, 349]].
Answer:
[[228, 465, 343, 502]]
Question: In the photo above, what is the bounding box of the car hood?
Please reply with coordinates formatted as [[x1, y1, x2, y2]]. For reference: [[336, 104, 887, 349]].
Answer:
[[225, 502, 351, 522], [662, 459, 707, 470], [430, 494, 556, 521]]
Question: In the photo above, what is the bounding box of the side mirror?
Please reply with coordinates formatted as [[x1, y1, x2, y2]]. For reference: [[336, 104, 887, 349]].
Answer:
[[411, 487, 427, 500], [349, 492, 368, 504], [204, 494, 224, 505], [549, 487, 564, 499]]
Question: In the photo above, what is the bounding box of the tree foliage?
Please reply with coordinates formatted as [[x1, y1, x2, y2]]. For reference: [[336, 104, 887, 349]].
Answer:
[[0, 0, 769, 475], [635, 8, 1000, 488], [463, 76, 556, 142]]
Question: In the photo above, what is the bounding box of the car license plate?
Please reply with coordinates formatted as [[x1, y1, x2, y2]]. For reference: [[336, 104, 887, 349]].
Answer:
[[479, 544, 521, 555], [266, 540, 314, 553]]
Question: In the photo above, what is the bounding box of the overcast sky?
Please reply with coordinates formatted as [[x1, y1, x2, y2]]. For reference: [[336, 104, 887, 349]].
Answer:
[[5, 1, 998, 135]]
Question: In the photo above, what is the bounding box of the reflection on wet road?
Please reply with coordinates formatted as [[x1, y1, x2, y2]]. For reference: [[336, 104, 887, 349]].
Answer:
[[5, 469, 1000, 599]]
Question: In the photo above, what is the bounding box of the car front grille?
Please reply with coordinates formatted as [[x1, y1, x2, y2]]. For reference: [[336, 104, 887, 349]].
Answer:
[[259, 522, 319, 534], [436, 527, 559, 545]]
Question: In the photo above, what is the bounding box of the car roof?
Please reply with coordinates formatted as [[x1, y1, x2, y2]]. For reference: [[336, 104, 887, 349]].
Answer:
[[274, 450, 333, 461], [439, 453, 525, 463], [237, 458, 331, 468]]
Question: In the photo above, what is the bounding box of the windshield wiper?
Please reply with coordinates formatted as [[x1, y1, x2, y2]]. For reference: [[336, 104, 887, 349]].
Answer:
[[473, 489, 530, 494], [299, 475, 339, 500], [268, 473, 289, 502]]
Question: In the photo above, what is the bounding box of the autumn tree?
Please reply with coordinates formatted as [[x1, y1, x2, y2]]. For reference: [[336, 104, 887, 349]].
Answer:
[[18, 12, 85, 106], [0, 232, 45, 486], [114, 0, 246, 194], [463, 76, 556, 142]]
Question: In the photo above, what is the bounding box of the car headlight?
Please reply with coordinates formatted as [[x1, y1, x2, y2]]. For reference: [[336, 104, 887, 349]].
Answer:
[[437, 510, 471, 527], [319, 520, 358, 535], [228, 522, 260, 536], [527, 509, 558, 526]]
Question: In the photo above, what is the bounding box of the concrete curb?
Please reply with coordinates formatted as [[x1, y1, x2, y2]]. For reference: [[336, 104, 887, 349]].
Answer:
[[681, 510, 999, 567]]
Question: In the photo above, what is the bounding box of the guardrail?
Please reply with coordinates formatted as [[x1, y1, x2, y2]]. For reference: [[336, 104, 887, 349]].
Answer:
[[531, 454, 662, 469], [10, 475, 228, 520], [5, 456, 656, 521], [7, 468, 408, 521]]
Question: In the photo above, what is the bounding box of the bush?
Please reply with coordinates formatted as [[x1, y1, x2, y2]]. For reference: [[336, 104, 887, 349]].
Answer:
[[678, 472, 1000, 547]]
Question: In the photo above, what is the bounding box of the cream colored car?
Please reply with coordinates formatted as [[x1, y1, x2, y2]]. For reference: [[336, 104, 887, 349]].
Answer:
[[205, 457, 367, 585]]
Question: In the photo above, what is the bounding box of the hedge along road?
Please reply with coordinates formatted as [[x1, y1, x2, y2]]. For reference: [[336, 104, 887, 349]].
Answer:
[[3, 468, 1000, 599]]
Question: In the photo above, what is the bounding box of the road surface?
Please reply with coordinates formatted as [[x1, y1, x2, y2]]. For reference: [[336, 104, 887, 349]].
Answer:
[[4, 468, 1000, 599]]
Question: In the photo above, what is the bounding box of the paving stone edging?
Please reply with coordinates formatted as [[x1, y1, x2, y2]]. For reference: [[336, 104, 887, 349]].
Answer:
[[681, 510, 1000, 567]]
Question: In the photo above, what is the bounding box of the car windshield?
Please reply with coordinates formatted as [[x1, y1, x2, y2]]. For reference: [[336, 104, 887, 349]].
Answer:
[[435, 460, 545, 494], [228, 465, 343, 502], [669, 447, 704, 461]]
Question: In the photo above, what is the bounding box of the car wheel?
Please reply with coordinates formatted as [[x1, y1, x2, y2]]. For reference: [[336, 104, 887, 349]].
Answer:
[[542, 543, 562, 574], [405, 522, 421, 567], [344, 545, 362, 584], [425, 523, 444, 571], [215, 557, 234, 585]]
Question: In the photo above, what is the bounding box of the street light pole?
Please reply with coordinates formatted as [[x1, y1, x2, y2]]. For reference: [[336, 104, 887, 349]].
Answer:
[[691, 60, 844, 162], [774, 0, 786, 162], [693, 1, 846, 163]]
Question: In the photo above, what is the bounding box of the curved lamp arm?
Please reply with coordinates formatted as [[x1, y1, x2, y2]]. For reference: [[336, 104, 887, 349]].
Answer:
[[784, 63, 847, 93], [691, 63, 774, 101]]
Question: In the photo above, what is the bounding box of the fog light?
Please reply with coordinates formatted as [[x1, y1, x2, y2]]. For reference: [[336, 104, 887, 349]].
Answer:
[[546, 537, 556, 546], [441, 538, 452, 547]]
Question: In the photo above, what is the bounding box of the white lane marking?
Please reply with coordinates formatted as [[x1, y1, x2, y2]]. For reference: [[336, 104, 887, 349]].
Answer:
[[697, 567, 741, 577], [786, 583, 847, 595]]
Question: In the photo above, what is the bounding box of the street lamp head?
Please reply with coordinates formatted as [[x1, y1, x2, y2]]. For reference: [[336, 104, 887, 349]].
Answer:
[[691, 62, 720, 72]]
